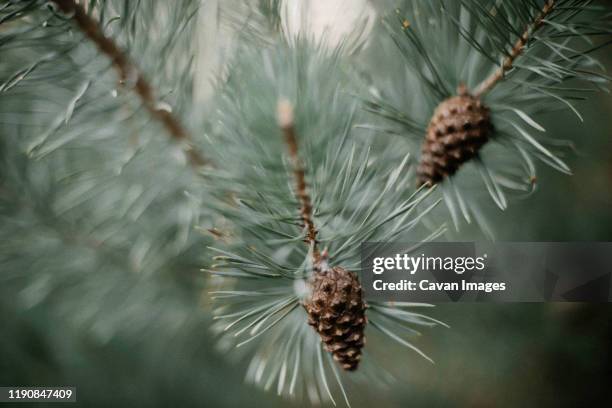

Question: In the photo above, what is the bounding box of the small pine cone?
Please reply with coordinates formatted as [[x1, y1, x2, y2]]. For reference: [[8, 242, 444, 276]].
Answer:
[[303, 266, 367, 371], [417, 90, 492, 186]]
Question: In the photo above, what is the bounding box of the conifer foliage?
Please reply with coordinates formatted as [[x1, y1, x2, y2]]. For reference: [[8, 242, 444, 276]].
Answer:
[[1, 0, 610, 407], [365, 0, 612, 233]]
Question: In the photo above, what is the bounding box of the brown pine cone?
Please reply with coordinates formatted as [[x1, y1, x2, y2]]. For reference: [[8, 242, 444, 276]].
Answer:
[[303, 265, 367, 371], [417, 89, 492, 186]]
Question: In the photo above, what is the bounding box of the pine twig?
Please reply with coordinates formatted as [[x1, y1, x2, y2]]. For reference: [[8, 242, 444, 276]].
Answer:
[[276, 99, 321, 263], [473, 0, 556, 97], [51, 0, 207, 167]]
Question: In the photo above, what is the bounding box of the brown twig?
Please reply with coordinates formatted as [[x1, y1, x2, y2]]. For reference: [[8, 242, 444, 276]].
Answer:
[[51, 0, 207, 167], [473, 0, 556, 98], [276, 99, 321, 263]]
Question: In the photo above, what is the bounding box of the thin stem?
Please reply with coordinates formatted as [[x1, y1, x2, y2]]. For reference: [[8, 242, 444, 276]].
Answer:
[[51, 0, 207, 167], [473, 0, 556, 98], [276, 99, 320, 263]]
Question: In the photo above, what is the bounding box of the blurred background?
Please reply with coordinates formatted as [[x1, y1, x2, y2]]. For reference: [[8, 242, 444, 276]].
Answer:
[[1, 1, 611, 407]]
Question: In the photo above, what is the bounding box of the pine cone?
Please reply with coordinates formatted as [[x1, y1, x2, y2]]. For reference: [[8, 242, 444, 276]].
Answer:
[[303, 265, 367, 371], [417, 90, 492, 186]]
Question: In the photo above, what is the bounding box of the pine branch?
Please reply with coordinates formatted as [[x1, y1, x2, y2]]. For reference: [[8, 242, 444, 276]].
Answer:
[[473, 0, 556, 97], [51, 0, 207, 167], [371, 0, 612, 231], [276, 99, 320, 262]]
